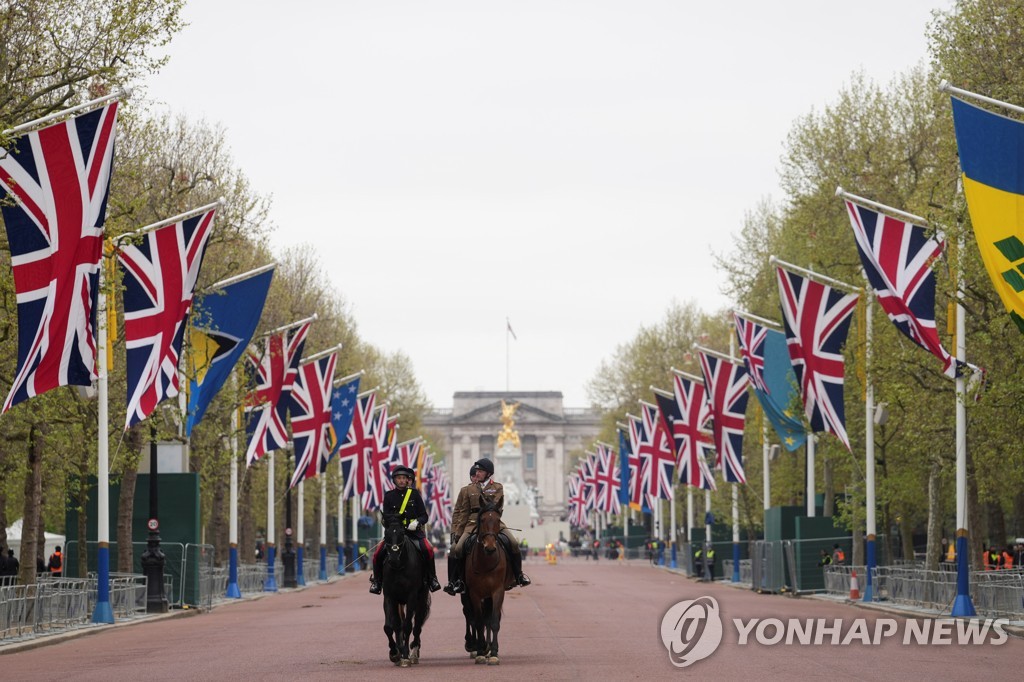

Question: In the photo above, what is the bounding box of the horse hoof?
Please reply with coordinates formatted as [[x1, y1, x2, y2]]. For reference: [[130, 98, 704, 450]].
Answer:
[[487, 656, 500, 665], [475, 655, 487, 664], [389, 654, 400, 663], [400, 658, 411, 668]]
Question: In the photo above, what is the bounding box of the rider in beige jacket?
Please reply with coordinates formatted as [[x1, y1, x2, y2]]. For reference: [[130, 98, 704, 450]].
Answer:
[[443, 458, 531, 594]]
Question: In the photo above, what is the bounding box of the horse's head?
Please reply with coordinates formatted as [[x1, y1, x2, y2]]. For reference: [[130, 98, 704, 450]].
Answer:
[[383, 517, 407, 569], [477, 501, 502, 554]]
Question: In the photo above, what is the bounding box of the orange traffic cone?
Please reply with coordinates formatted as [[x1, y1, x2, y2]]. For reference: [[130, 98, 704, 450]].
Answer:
[[849, 569, 861, 600]]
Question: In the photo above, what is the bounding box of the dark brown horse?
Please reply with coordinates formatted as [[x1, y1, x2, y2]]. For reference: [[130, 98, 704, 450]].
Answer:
[[463, 501, 511, 665]]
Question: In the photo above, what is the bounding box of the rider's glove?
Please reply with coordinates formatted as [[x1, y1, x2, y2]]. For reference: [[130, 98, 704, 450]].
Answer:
[[451, 533, 458, 546], [408, 520, 419, 531]]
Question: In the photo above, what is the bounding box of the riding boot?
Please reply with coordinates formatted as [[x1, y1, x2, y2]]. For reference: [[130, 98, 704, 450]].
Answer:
[[510, 548, 531, 587], [424, 551, 441, 592], [443, 554, 461, 595], [368, 561, 382, 594]]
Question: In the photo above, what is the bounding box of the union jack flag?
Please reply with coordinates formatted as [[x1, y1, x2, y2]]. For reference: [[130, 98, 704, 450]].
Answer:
[[567, 473, 589, 528], [698, 351, 751, 484], [844, 199, 964, 378], [593, 443, 621, 514], [668, 372, 716, 491], [423, 457, 453, 527], [338, 390, 375, 500], [580, 453, 600, 511], [0, 102, 119, 411], [287, 353, 337, 488], [733, 313, 770, 393], [776, 266, 859, 450], [362, 405, 397, 511], [243, 322, 310, 465], [119, 209, 215, 428], [625, 416, 653, 511], [391, 438, 423, 479], [639, 401, 677, 500]]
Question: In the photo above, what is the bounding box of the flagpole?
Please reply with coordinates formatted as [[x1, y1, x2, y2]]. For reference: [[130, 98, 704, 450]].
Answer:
[[351, 496, 362, 571], [337, 457, 346, 575], [670, 486, 677, 568], [319, 475, 329, 581], [729, 331, 741, 584], [836, 187, 928, 226], [704, 488, 712, 580], [951, 211, 976, 617], [300, 343, 343, 366], [505, 318, 511, 392], [115, 200, 223, 243], [734, 309, 783, 329], [92, 250, 114, 624], [260, 313, 318, 340], [334, 370, 364, 387], [296, 477, 306, 587], [762, 420, 770, 512], [3, 88, 130, 136], [226, 390, 242, 599], [204, 262, 276, 293], [264, 450, 278, 591], [863, 286, 877, 601], [939, 79, 1024, 117]]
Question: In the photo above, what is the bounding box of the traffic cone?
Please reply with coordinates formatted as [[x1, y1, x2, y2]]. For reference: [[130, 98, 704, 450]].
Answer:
[[849, 569, 861, 600]]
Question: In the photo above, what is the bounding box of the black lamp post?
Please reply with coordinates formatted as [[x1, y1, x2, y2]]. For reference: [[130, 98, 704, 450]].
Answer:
[[282, 452, 297, 588], [140, 422, 169, 613]]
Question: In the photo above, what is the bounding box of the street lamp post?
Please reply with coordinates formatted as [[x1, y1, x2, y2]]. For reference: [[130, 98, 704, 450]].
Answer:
[[282, 450, 297, 588], [140, 422, 169, 613]]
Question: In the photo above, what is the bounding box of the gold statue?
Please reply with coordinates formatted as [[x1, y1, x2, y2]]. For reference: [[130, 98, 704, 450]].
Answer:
[[497, 399, 521, 448]]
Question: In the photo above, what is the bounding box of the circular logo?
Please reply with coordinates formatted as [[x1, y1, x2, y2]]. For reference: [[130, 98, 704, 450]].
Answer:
[[285, 528, 293, 536], [660, 596, 723, 668], [147, 518, 159, 531]]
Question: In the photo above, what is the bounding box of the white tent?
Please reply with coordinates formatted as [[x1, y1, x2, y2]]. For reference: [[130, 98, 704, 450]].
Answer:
[[3, 519, 65, 565]]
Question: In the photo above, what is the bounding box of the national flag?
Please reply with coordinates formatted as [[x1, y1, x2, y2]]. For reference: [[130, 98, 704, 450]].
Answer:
[[734, 316, 807, 451], [626, 415, 653, 512], [0, 102, 119, 411], [667, 372, 717, 491], [578, 453, 599, 511], [119, 208, 215, 428], [639, 401, 677, 500], [844, 199, 962, 377], [391, 439, 423, 478], [593, 443, 621, 514], [776, 267, 859, 450], [949, 95, 1024, 333], [337, 390, 376, 500], [698, 351, 751, 484], [287, 352, 337, 488], [243, 322, 310, 465], [617, 426, 632, 506], [185, 268, 273, 436], [325, 375, 361, 466], [362, 405, 396, 511], [567, 473, 589, 528]]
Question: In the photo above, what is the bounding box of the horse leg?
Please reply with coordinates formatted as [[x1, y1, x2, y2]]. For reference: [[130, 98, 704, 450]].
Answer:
[[383, 599, 399, 664], [487, 590, 504, 664]]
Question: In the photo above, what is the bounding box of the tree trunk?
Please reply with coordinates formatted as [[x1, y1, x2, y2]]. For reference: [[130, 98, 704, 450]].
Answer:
[[1013, 490, 1024, 541], [20, 423, 45, 584], [210, 474, 227, 566], [117, 426, 144, 573], [77, 442, 91, 578], [822, 455, 834, 517], [967, 449, 983, 572], [881, 503, 895, 565], [986, 501, 1006, 552], [899, 513, 915, 562], [925, 459, 942, 571]]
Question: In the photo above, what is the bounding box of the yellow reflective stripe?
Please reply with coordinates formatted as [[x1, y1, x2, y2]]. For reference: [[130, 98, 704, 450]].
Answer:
[[398, 488, 413, 524]]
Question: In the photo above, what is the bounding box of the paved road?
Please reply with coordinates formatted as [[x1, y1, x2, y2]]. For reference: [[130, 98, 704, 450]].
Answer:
[[3, 558, 1020, 679]]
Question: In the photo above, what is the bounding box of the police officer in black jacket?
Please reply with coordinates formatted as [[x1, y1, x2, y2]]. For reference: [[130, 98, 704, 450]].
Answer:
[[368, 466, 442, 594]]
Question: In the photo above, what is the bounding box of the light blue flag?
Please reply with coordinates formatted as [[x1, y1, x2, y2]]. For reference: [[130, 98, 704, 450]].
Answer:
[[185, 268, 274, 436], [757, 329, 806, 451]]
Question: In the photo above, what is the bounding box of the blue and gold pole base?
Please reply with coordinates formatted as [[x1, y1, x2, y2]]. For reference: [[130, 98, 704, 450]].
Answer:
[[951, 529, 976, 617]]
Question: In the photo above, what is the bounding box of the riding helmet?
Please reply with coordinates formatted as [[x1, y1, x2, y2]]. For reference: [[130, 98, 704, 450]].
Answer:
[[389, 465, 416, 481], [470, 457, 494, 477]]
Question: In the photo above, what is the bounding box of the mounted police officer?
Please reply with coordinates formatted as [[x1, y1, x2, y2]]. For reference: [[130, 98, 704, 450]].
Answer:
[[368, 465, 441, 594], [443, 458, 531, 595]]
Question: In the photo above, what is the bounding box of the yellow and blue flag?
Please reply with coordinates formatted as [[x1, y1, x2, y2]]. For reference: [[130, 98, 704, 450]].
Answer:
[[950, 95, 1024, 332], [186, 268, 273, 436]]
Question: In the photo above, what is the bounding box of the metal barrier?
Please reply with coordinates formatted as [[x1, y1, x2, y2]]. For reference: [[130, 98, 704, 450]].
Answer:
[[237, 563, 267, 594], [184, 544, 216, 611], [66, 540, 187, 608], [751, 540, 788, 593]]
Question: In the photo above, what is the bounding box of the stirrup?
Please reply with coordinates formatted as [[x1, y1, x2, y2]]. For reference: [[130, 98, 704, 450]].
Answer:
[[428, 577, 442, 592], [517, 573, 531, 587], [443, 582, 458, 596]]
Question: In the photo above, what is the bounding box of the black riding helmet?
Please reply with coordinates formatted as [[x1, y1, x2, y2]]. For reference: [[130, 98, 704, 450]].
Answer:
[[469, 457, 494, 478], [390, 465, 416, 482]]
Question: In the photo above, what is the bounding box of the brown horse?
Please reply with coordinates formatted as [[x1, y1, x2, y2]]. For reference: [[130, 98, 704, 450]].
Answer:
[[463, 501, 511, 665]]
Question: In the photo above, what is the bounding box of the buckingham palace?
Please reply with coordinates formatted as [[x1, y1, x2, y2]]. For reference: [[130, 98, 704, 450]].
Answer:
[[422, 391, 602, 524]]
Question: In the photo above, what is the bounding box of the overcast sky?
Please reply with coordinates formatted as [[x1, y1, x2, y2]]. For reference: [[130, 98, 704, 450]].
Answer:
[[143, 1, 951, 408]]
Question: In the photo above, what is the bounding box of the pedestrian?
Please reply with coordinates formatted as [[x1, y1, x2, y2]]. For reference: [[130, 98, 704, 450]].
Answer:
[[367, 465, 440, 594], [47, 545, 63, 578], [6, 548, 19, 577], [832, 543, 846, 565], [819, 549, 833, 567], [694, 545, 704, 579], [443, 458, 530, 595], [1000, 546, 1014, 569], [705, 544, 716, 580]]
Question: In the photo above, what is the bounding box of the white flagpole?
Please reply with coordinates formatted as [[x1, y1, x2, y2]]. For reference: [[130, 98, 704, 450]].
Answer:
[[807, 435, 816, 517], [864, 287, 876, 601], [319, 476, 328, 581], [351, 496, 361, 571], [952, 214, 976, 616], [264, 451, 278, 591], [92, 251, 114, 624], [226, 385, 241, 599], [4, 89, 130, 136], [337, 457, 346, 575], [670, 487, 677, 568], [729, 330, 741, 583], [762, 421, 770, 512]]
